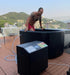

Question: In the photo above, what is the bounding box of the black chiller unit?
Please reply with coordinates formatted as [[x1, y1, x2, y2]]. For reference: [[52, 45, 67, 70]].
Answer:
[[16, 41, 48, 75]]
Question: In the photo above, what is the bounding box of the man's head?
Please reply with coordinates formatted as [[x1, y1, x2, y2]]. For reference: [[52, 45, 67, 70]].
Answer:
[[38, 7, 43, 15]]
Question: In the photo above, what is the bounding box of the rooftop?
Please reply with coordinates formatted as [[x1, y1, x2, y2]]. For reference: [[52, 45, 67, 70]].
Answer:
[[0, 36, 70, 75]]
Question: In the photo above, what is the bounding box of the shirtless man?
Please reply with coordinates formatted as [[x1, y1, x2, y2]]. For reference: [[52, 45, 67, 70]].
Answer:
[[25, 7, 43, 31]]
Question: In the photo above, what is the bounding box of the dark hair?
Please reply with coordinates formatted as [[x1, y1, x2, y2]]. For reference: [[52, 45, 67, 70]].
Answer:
[[38, 7, 43, 11]]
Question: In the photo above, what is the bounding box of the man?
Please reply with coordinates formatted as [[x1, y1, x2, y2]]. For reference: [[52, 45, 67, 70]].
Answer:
[[25, 7, 43, 31]]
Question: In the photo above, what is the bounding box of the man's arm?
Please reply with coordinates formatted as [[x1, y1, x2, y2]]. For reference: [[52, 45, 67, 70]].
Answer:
[[25, 16, 31, 32], [39, 16, 42, 29], [25, 16, 31, 27]]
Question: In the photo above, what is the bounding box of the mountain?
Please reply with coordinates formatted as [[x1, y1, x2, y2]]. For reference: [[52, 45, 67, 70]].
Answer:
[[0, 12, 29, 24], [51, 16, 70, 23]]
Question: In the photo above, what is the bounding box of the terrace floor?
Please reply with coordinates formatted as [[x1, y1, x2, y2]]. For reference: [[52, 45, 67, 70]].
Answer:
[[0, 36, 70, 75]]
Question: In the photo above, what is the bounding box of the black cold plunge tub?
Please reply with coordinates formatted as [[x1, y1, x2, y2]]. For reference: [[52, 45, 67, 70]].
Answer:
[[20, 29, 64, 59]]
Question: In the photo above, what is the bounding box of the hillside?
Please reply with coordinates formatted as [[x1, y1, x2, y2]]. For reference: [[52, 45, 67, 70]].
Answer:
[[42, 18, 67, 29], [0, 12, 67, 29], [51, 16, 70, 23], [0, 12, 29, 26]]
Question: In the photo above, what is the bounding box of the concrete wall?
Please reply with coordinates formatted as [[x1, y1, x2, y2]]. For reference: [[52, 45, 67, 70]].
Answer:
[[1, 27, 23, 36], [64, 34, 70, 47]]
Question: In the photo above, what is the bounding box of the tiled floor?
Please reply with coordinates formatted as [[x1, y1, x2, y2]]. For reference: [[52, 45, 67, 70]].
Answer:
[[0, 36, 70, 75]]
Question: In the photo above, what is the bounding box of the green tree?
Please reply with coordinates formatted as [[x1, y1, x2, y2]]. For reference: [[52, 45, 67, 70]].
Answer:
[[0, 20, 7, 27]]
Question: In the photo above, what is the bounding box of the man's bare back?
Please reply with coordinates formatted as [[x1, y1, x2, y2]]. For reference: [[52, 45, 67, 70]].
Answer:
[[29, 12, 41, 25]]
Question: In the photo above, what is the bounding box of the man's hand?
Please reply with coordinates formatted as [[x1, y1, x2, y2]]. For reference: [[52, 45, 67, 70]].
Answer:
[[41, 27, 44, 30], [25, 27, 28, 32], [40, 26, 44, 30]]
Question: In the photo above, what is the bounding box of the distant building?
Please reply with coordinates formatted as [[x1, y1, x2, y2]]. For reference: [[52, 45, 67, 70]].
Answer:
[[17, 20, 24, 23], [67, 23, 70, 29], [4, 23, 9, 27]]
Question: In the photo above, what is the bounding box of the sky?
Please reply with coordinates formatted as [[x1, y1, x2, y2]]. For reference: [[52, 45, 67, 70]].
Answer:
[[0, 0, 70, 18]]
